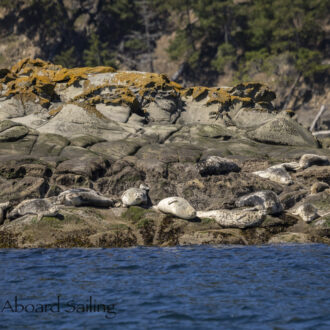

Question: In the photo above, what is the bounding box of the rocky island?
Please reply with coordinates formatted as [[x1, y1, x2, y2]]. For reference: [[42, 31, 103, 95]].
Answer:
[[0, 58, 329, 248]]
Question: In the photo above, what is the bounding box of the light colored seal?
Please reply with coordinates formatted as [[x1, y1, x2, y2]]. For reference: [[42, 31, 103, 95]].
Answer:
[[236, 190, 283, 215], [299, 154, 329, 170], [121, 184, 149, 207], [197, 209, 266, 229], [292, 203, 320, 223], [157, 197, 196, 220], [253, 165, 293, 185]]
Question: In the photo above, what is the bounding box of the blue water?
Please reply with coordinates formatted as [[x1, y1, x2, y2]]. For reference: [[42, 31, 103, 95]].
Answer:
[[0, 245, 329, 330]]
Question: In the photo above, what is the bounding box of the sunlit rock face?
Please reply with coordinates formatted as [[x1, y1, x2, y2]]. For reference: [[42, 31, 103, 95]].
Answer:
[[0, 58, 329, 247]]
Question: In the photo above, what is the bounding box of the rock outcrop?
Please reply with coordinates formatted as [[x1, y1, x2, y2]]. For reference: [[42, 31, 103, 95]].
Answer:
[[0, 58, 329, 247]]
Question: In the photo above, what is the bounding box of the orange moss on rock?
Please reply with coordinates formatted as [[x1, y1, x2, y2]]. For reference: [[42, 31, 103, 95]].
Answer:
[[181, 86, 253, 109], [112, 71, 182, 94], [72, 84, 140, 112], [48, 105, 63, 117], [1, 58, 275, 114], [230, 82, 276, 103], [1, 58, 116, 108]]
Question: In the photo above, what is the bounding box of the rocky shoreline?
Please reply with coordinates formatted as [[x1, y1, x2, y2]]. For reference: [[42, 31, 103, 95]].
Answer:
[[0, 58, 329, 248]]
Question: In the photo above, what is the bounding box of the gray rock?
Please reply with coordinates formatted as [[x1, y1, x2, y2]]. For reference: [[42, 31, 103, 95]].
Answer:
[[197, 209, 266, 228], [247, 117, 317, 146], [299, 154, 329, 169], [31, 133, 69, 156], [56, 188, 114, 208], [253, 166, 293, 185], [197, 156, 240, 176], [292, 203, 320, 223], [121, 185, 149, 207], [90, 140, 143, 160], [268, 232, 312, 244], [0, 120, 23, 133], [232, 108, 276, 129], [8, 198, 59, 220], [236, 191, 283, 215], [70, 135, 106, 148], [157, 197, 196, 220], [0, 125, 29, 142]]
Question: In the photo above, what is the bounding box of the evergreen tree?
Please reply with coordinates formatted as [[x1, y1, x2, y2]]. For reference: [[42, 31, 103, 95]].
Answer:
[[53, 47, 77, 68], [83, 33, 117, 68]]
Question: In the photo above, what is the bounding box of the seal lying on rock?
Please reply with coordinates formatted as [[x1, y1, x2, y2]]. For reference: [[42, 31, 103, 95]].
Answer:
[[292, 203, 320, 223], [196, 209, 266, 229], [299, 154, 329, 170], [275, 162, 300, 171], [121, 184, 149, 207], [56, 188, 114, 207], [197, 156, 240, 176], [156, 197, 196, 220], [0, 202, 10, 224], [8, 199, 59, 220], [236, 190, 283, 215], [311, 182, 329, 194], [253, 165, 293, 185]]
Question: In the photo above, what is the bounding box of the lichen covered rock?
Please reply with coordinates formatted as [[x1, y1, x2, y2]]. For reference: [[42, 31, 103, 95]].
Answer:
[[0, 59, 329, 247]]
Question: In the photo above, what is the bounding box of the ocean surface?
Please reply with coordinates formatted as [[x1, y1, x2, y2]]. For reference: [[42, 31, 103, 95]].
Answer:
[[0, 245, 329, 330]]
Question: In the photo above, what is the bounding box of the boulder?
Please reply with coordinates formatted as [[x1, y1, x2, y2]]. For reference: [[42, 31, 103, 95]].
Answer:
[[247, 117, 317, 147], [197, 156, 240, 176], [56, 188, 114, 208], [268, 232, 312, 244], [8, 198, 59, 220], [292, 203, 320, 223], [299, 154, 329, 169], [0, 125, 29, 142], [121, 184, 149, 207], [236, 191, 283, 215], [196, 209, 266, 228], [157, 197, 196, 220], [253, 166, 293, 185]]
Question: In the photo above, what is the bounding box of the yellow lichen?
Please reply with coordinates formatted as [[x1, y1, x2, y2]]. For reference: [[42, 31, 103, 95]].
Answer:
[[48, 105, 63, 117], [1, 58, 117, 108], [1, 58, 275, 115]]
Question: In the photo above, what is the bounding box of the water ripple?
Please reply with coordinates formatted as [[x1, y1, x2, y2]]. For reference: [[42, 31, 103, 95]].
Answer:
[[0, 244, 329, 329]]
